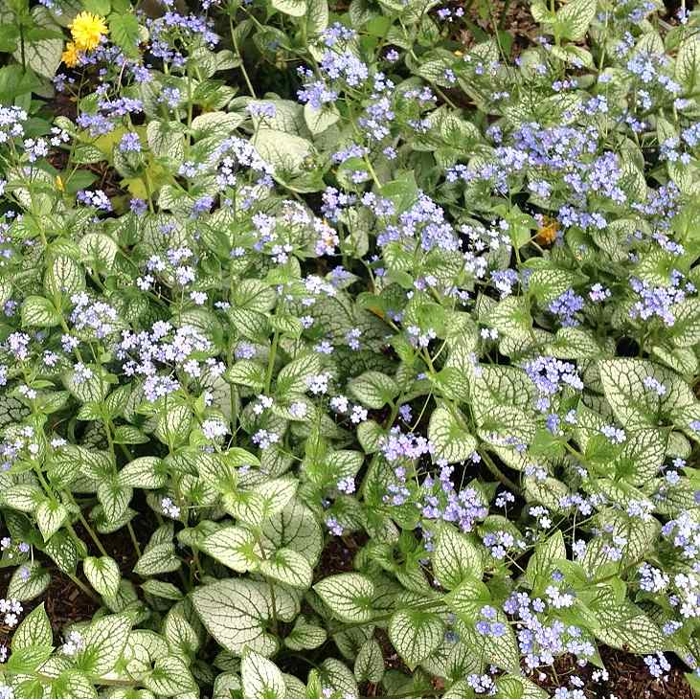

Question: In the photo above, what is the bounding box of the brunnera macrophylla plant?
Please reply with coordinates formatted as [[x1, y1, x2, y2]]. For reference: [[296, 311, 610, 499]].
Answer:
[[0, 0, 698, 696]]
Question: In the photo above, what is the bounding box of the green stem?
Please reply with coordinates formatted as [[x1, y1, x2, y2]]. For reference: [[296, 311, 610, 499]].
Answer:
[[127, 522, 142, 558], [76, 509, 110, 558], [265, 331, 279, 393], [231, 17, 257, 98], [65, 571, 101, 603], [480, 451, 521, 494]]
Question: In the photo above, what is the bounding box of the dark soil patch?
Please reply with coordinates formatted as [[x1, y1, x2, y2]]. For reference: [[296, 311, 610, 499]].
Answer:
[[46, 91, 79, 121], [599, 648, 693, 699], [458, 0, 539, 57], [44, 570, 99, 632], [316, 532, 368, 580], [530, 648, 693, 698]]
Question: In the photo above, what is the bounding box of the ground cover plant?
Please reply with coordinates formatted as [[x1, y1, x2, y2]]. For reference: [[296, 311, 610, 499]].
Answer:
[[0, 0, 699, 696]]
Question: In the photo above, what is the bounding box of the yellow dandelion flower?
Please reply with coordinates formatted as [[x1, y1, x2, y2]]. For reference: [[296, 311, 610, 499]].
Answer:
[[69, 11, 108, 52], [61, 41, 81, 68], [535, 217, 559, 247]]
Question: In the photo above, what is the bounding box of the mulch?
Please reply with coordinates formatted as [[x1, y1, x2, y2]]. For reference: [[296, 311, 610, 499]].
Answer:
[[529, 647, 693, 699]]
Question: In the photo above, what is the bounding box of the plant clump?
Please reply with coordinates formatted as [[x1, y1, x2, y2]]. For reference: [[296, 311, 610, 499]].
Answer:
[[0, 0, 699, 697]]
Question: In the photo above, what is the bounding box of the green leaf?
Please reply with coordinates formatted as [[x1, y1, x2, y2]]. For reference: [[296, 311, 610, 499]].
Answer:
[[147, 120, 187, 163], [669, 298, 700, 347], [462, 618, 520, 673], [145, 654, 199, 697], [547, 327, 603, 359], [676, 36, 700, 93], [133, 543, 180, 577], [259, 547, 313, 589], [598, 358, 695, 430], [233, 279, 276, 312], [314, 573, 375, 623], [8, 562, 50, 601], [470, 364, 534, 421], [318, 658, 359, 697], [79, 232, 119, 269], [0, 25, 19, 53], [494, 675, 547, 699], [524, 531, 566, 590], [191, 579, 277, 656], [348, 371, 399, 409], [45, 532, 80, 575], [21, 296, 60, 327], [155, 403, 192, 447], [614, 428, 666, 484], [446, 578, 493, 623], [529, 268, 581, 304], [305, 0, 329, 34], [97, 480, 132, 524], [389, 610, 445, 669], [223, 490, 267, 526], [141, 580, 184, 601], [201, 525, 261, 573], [83, 556, 121, 598], [13, 7, 63, 78], [109, 13, 140, 59], [76, 614, 132, 676], [228, 307, 270, 340], [45, 254, 84, 298], [354, 638, 384, 683], [304, 103, 339, 135], [284, 618, 327, 651], [2, 484, 43, 513], [477, 405, 536, 454], [213, 672, 242, 698], [5, 643, 53, 674], [357, 420, 385, 453], [64, 365, 110, 404], [276, 353, 323, 396], [557, 0, 596, 41], [260, 498, 323, 566], [191, 111, 245, 139], [84, 0, 111, 13], [118, 456, 167, 489], [35, 500, 67, 541], [594, 612, 666, 654], [12, 603, 52, 649], [271, 0, 307, 15], [74, 144, 106, 165], [241, 649, 286, 698], [164, 611, 198, 658], [254, 128, 313, 178], [428, 405, 477, 464], [433, 526, 483, 590], [225, 360, 266, 389], [487, 296, 532, 340], [252, 477, 298, 519]]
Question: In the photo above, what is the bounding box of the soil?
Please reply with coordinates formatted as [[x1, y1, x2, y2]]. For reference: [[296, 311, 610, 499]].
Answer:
[[457, 0, 540, 57], [43, 571, 99, 632], [531, 648, 693, 699], [315, 531, 368, 580]]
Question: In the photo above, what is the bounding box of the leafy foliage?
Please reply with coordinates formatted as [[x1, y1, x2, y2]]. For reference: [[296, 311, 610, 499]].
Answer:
[[0, 0, 699, 698]]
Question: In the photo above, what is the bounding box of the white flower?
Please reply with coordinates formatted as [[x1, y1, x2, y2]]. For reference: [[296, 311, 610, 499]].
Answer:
[[61, 631, 85, 657]]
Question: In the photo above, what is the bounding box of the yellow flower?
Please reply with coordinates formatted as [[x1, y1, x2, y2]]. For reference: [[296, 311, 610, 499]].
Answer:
[[69, 11, 108, 51], [61, 41, 81, 67], [55, 175, 65, 192], [535, 217, 559, 247]]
